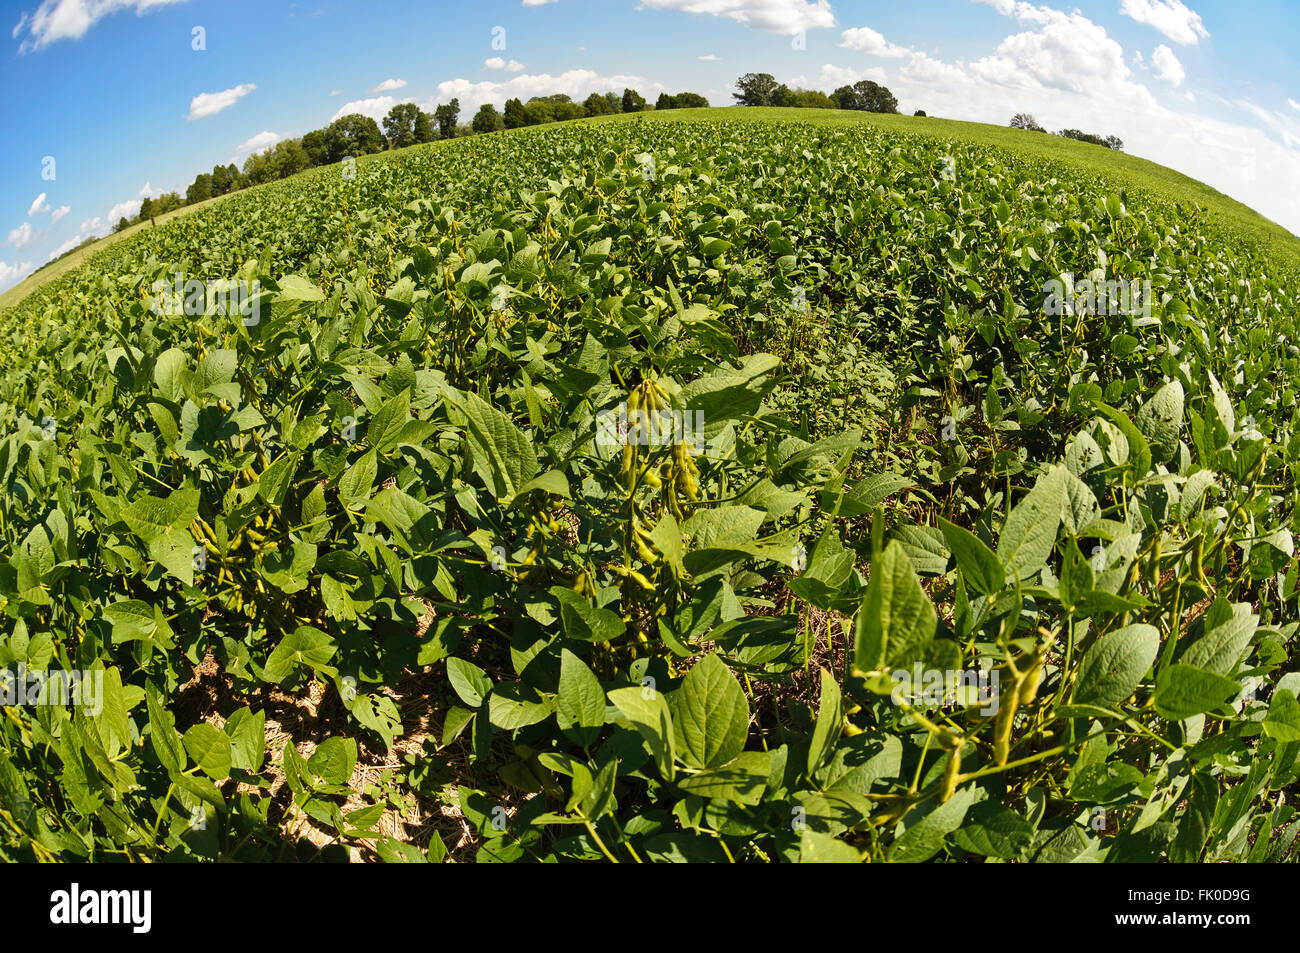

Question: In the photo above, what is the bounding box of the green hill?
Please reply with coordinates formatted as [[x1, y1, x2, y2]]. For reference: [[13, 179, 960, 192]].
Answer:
[[1, 107, 1298, 863]]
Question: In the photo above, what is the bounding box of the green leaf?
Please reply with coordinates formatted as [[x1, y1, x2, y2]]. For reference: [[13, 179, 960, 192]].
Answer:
[[951, 801, 1034, 859], [1154, 665, 1239, 720], [551, 587, 625, 642], [487, 683, 556, 730], [368, 390, 411, 453], [182, 723, 232, 781], [277, 273, 325, 302], [1263, 690, 1300, 742], [453, 391, 539, 502], [938, 518, 1004, 596], [807, 668, 843, 777], [446, 657, 492, 708], [670, 653, 749, 769], [608, 686, 676, 781], [997, 465, 1065, 580], [1073, 624, 1159, 707], [854, 541, 938, 672], [309, 736, 357, 784], [263, 626, 338, 683], [1135, 380, 1184, 466], [146, 681, 185, 774], [557, 649, 605, 747], [798, 829, 862, 863]]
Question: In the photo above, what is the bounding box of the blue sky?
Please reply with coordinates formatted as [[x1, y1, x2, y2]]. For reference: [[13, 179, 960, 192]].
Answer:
[[3, 0, 1298, 291]]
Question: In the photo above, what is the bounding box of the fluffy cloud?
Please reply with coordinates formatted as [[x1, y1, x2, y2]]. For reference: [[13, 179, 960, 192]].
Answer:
[[232, 130, 281, 160], [28, 193, 50, 216], [818, 63, 887, 88], [1119, 0, 1210, 46], [6, 222, 34, 248], [1289, 99, 1300, 112], [138, 180, 158, 197], [372, 78, 407, 92], [1150, 44, 1185, 86], [840, 26, 910, 58], [0, 259, 35, 293], [14, 0, 187, 53], [698, 54, 719, 61], [332, 96, 396, 122], [522, 0, 558, 5], [636, 0, 834, 35], [50, 204, 70, 223], [430, 69, 659, 113], [188, 83, 256, 120], [484, 57, 527, 72]]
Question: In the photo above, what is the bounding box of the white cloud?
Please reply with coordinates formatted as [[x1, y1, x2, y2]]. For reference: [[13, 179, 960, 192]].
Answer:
[[106, 198, 140, 222], [28, 193, 50, 216], [1289, 99, 1300, 112], [1119, 0, 1209, 46], [0, 259, 34, 292], [232, 130, 281, 160], [6, 222, 34, 248], [818, 63, 887, 88], [14, 0, 187, 53], [698, 53, 719, 60], [372, 77, 407, 92], [840, 26, 910, 58], [637, 0, 835, 35], [522, 0, 558, 5], [1150, 44, 1185, 86], [50, 204, 70, 223], [332, 95, 396, 122], [188, 83, 256, 120], [430, 69, 659, 113], [969, 2, 1145, 101], [329, 89, 343, 96], [484, 57, 527, 72], [138, 180, 158, 197]]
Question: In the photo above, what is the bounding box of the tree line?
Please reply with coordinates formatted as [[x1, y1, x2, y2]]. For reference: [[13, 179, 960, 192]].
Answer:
[[732, 72, 902, 113], [1009, 113, 1124, 151], [116, 86, 707, 232]]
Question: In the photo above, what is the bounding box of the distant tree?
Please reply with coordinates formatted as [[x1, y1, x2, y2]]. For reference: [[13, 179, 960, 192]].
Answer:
[[584, 92, 616, 116], [276, 139, 311, 178], [674, 91, 709, 108], [655, 92, 677, 110], [622, 87, 647, 112], [1103, 135, 1125, 152], [830, 85, 858, 110], [914, 109, 927, 117], [552, 101, 584, 121], [771, 84, 797, 107], [327, 113, 384, 161], [139, 197, 155, 220], [210, 163, 236, 195], [1010, 113, 1046, 132], [186, 173, 213, 204], [524, 99, 555, 125], [1058, 128, 1109, 147], [383, 103, 423, 148], [734, 72, 779, 107], [472, 103, 502, 133], [301, 129, 330, 165], [414, 109, 436, 143], [854, 79, 898, 113], [792, 88, 834, 109], [503, 97, 529, 129], [603, 91, 622, 114], [433, 99, 461, 139], [115, 216, 131, 233]]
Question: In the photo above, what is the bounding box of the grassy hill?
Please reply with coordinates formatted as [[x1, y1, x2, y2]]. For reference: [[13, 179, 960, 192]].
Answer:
[[1, 106, 1298, 863], [3, 107, 1295, 313]]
